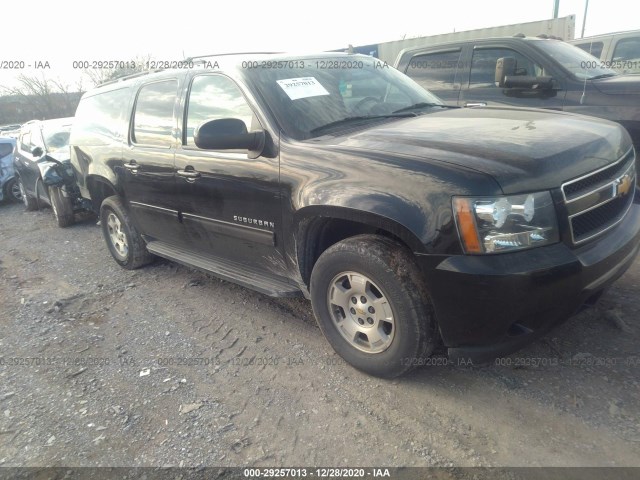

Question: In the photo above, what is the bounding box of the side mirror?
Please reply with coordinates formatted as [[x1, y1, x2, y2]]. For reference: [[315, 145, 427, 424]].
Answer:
[[194, 118, 265, 156], [32, 146, 43, 157], [495, 57, 516, 88], [503, 75, 554, 90]]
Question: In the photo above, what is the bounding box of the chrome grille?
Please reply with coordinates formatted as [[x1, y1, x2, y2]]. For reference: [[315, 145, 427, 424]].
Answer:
[[562, 148, 636, 245]]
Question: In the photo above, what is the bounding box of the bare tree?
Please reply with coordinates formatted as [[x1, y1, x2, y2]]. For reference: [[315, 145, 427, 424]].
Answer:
[[1, 73, 83, 121]]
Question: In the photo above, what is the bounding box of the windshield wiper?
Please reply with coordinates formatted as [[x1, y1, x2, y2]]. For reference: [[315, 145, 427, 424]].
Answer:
[[589, 73, 618, 80], [392, 102, 456, 113], [309, 113, 416, 135]]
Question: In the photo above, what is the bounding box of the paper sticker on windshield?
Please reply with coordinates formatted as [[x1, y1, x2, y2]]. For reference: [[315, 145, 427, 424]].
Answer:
[[276, 77, 330, 100]]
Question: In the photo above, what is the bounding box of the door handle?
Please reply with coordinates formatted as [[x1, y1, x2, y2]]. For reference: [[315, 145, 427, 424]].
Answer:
[[177, 169, 201, 180], [123, 161, 139, 173], [464, 102, 487, 107]]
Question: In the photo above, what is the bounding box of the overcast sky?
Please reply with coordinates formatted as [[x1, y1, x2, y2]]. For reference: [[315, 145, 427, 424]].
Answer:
[[0, 0, 636, 90]]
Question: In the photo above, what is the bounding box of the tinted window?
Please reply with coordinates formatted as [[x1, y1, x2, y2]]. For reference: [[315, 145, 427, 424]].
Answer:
[[470, 48, 543, 87], [133, 80, 177, 147], [574, 41, 604, 58], [0, 143, 13, 158], [185, 75, 254, 146], [405, 50, 462, 92], [72, 87, 131, 146]]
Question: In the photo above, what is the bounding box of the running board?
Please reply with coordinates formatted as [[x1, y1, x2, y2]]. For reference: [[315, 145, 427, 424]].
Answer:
[[146, 241, 302, 298]]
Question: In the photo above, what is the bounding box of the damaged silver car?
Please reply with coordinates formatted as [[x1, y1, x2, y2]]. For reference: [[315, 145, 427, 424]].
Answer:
[[13, 118, 91, 227]]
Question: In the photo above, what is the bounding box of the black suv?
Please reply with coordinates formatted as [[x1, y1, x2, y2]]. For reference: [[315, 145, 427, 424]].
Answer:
[[70, 53, 640, 377], [395, 36, 640, 150]]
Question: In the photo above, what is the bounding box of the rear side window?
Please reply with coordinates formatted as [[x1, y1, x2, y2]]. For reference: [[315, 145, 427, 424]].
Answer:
[[185, 75, 254, 147], [132, 80, 177, 147], [72, 87, 131, 146], [0, 143, 13, 158], [574, 41, 604, 58], [405, 50, 462, 92]]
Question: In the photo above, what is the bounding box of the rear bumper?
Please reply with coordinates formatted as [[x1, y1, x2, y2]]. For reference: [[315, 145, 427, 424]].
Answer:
[[416, 202, 640, 364]]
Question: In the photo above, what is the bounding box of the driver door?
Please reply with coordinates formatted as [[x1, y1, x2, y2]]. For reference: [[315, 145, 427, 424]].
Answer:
[[459, 46, 565, 109]]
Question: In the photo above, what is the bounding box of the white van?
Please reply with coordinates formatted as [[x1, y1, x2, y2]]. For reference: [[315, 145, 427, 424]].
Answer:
[[570, 30, 640, 74]]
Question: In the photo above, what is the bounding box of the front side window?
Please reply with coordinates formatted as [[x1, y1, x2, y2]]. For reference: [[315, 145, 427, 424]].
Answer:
[[19, 129, 32, 153], [132, 80, 177, 147], [185, 75, 255, 147], [470, 48, 543, 87]]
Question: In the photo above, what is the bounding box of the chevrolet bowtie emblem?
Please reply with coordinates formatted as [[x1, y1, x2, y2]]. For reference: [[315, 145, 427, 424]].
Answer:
[[615, 174, 633, 198]]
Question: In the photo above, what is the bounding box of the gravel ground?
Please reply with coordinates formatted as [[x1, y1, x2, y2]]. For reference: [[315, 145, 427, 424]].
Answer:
[[1, 201, 639, 475]]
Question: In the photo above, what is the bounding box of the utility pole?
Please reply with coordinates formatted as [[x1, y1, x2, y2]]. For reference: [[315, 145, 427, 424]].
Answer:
[[581, 0, 590, 38], [552, 0, 559, 18]]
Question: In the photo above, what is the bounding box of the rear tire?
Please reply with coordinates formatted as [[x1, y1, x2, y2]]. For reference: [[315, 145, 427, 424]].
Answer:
[[100, 195, 154, 269], [49, 187, 75, 228], [310, 234, 437, 378], [18, 177, 38, 211]]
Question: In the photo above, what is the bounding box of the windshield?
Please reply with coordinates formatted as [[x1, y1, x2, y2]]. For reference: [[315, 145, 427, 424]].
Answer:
[[244, 56, 444, 140], [42, 123, 72, 154], [533, 40, 618, 80]]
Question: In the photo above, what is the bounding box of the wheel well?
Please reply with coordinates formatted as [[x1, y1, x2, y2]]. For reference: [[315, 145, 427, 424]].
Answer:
[[297, 217, 410, 287], [87, 177, 117, 213]]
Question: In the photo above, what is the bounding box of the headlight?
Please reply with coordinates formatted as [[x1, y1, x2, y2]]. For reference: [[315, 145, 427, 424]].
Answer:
[[453, 192, 559, 254]]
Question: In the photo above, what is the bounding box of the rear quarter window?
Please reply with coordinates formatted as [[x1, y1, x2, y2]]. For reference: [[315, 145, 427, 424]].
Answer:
[[71, 87, 132, 146]]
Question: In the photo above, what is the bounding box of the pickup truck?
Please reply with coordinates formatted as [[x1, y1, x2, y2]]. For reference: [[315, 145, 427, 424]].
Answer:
[[395, 36, 640, 151], [570, 30, 640, 74], [69, 53, 640, 377]]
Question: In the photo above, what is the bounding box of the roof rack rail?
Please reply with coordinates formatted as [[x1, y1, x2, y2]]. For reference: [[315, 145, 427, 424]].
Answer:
[[98, 69, 164, 88], [184, 52, 284, 62]]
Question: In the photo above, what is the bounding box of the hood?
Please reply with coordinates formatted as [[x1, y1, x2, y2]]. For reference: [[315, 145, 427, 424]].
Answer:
[[46, 150, 71, 162], [592, 74, 640, 95], [331, 107, 631, 194]]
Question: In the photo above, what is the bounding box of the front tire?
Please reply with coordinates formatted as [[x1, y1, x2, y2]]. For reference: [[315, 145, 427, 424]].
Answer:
[[5, 178, 22, 203], [100, 196, 154, 269], [18, 177, 38, 211], [49, 187, 75, 228], [310, 235, 437, 378]]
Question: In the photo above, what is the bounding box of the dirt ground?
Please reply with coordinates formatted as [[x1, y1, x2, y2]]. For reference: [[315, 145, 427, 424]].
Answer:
[[1, 201, 639, 475]]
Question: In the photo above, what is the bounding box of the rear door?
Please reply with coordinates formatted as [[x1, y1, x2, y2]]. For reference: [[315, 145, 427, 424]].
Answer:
[[122, 76, 185, 246]]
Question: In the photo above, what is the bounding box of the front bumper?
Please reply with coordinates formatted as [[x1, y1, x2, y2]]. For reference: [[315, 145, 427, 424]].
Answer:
[[416, 202, 640, 364]]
